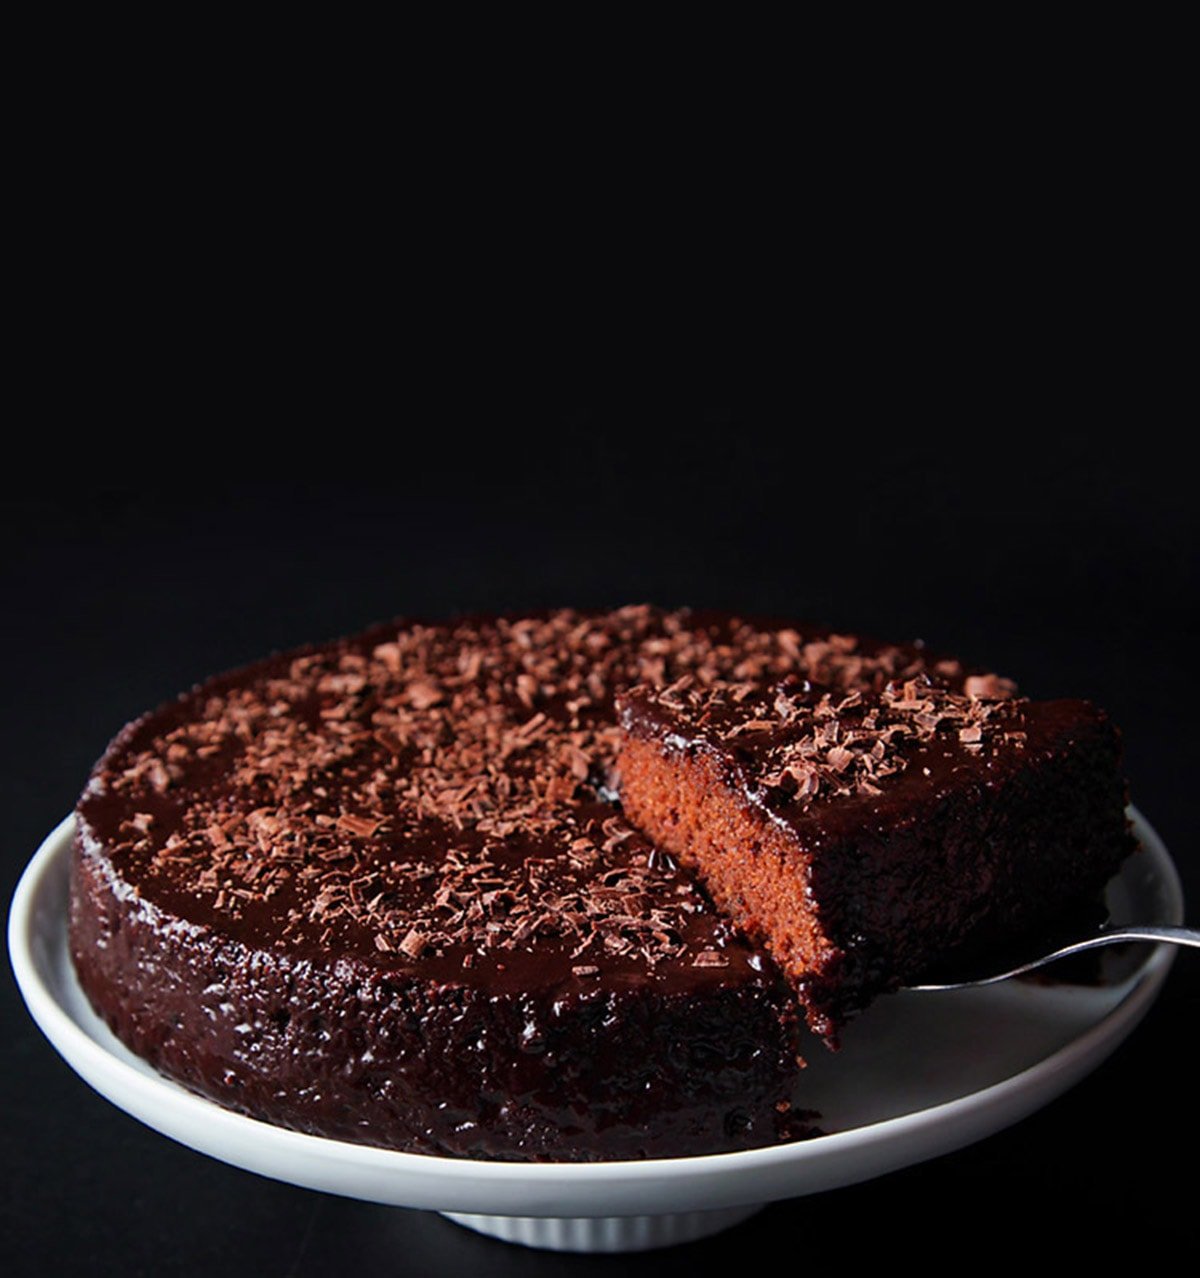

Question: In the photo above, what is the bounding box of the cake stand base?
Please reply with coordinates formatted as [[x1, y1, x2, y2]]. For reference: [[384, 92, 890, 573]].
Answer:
[[440, 1203, 765, 1252]]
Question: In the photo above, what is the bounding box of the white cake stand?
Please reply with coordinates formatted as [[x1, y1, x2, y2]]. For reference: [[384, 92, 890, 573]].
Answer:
[[9, 810, 1181, 1253]]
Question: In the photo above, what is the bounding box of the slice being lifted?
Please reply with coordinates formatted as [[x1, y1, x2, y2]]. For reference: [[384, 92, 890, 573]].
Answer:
[[617, 674, 1134, 1041]]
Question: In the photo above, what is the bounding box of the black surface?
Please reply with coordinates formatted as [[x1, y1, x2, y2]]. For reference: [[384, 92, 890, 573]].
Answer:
[[3, 435, 1195, 1273]]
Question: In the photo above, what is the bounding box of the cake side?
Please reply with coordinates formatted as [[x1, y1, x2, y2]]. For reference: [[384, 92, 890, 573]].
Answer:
[[71, 814, 809, 1160], [801, 697, 1133, 1020], [617, 676, 1135, 1039]]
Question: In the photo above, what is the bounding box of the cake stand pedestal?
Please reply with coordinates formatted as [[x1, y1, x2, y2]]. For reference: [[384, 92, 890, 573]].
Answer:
[[441, 1203, 764, 1252]]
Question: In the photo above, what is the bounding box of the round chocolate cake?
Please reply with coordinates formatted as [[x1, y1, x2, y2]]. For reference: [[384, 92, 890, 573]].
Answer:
[[69, 606, 1133, 1160]]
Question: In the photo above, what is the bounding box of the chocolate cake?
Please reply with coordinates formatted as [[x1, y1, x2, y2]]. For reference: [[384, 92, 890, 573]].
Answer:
[[617, 674, 1134, 1040], [69, 607, 1134, 1160]]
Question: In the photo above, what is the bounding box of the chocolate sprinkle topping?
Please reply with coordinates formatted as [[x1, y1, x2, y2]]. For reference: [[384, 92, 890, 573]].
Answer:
[[637, 669, 1021, 813]]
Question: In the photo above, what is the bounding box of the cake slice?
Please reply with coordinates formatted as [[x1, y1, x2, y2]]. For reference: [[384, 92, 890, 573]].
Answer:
[[617, 674, 1135, 1041]]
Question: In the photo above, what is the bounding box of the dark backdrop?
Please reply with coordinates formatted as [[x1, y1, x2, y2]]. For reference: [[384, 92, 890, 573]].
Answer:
[[3, 429, 1194, 1274]]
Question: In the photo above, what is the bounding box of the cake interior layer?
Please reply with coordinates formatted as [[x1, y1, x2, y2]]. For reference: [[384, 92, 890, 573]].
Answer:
[[619, 737, 843, 1038]]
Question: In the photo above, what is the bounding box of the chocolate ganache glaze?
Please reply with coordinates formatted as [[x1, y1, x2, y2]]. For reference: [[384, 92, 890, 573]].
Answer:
[[74, 608, 949, 1160]]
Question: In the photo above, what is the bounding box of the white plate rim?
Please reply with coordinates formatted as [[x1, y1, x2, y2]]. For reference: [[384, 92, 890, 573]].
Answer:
[[8, 809, 1183, 1218]]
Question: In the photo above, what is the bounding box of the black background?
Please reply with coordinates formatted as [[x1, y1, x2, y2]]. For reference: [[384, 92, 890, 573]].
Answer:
[[3, 423, 1194, 1274]]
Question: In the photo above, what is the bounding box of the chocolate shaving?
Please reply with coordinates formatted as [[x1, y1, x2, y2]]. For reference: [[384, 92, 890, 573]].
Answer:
[[964, 673, 1017, 700], [337, 813, 385, 838], [398, 929, 428, 958]]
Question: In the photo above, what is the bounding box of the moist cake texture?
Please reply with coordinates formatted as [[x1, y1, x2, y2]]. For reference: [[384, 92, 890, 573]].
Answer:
[[617, 674, 1134, 1040], [74, 608, 935, 1160]]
